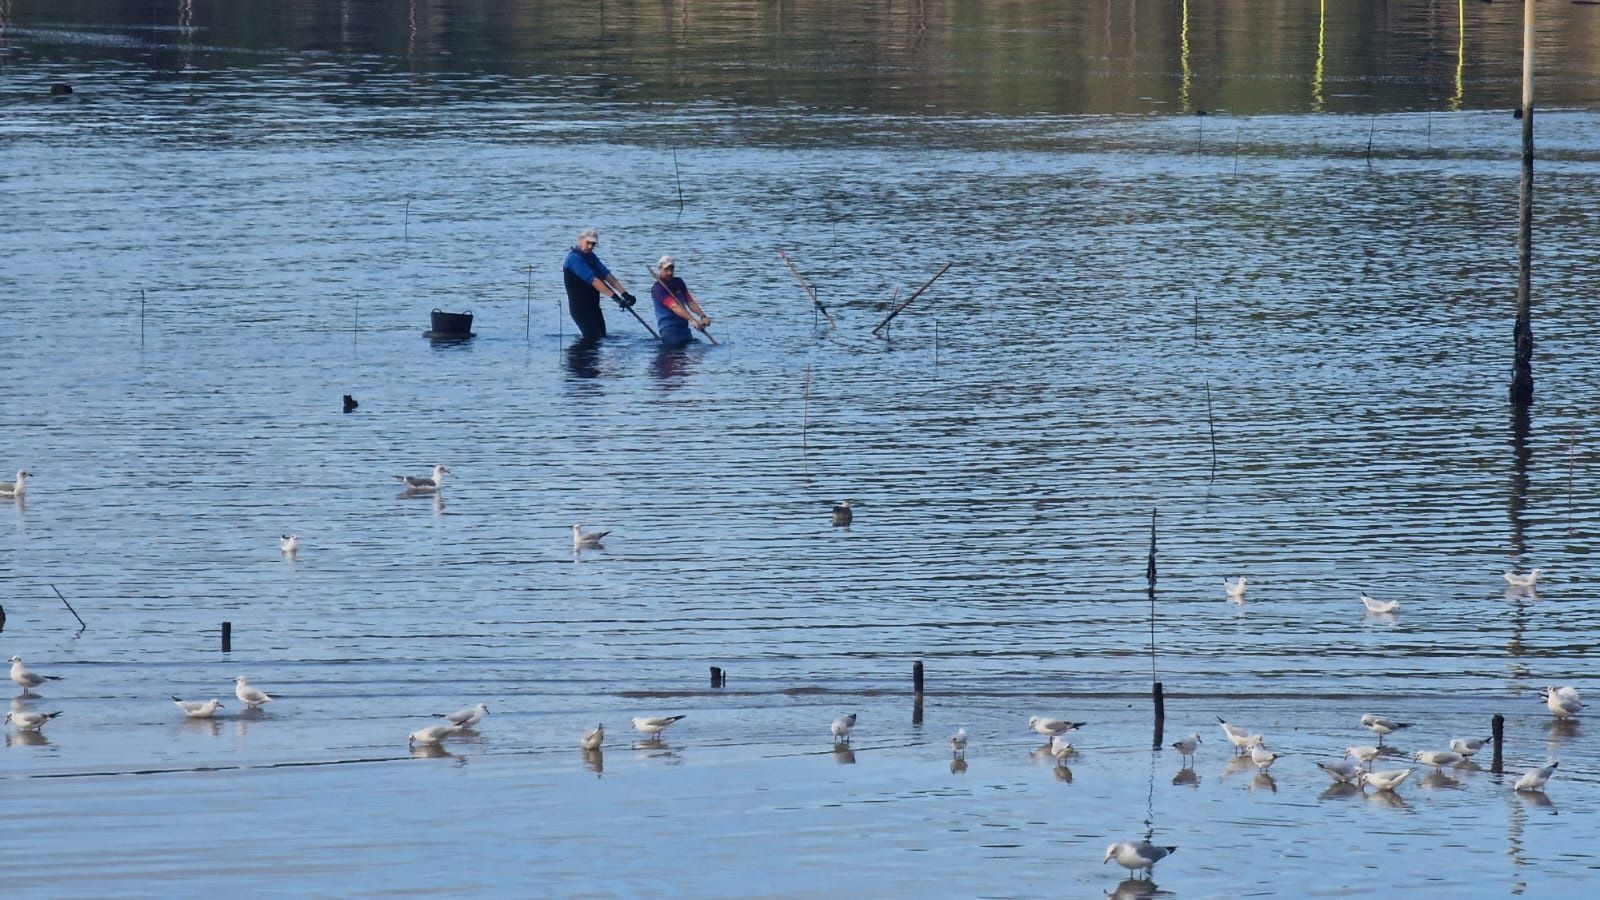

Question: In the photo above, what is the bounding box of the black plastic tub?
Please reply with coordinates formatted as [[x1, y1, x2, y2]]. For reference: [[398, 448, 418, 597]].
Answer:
[[425, 308, 474, 340]]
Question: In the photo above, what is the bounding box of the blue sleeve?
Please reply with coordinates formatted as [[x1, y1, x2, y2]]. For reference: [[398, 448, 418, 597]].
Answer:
[[563, 249, 608, 284]]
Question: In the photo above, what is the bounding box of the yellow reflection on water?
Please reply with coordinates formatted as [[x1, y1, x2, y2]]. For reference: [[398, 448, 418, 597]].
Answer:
[[1313, 0, 1326, 112], [1179, 0, 1191, 112], [1452, 0, 1465, 111]]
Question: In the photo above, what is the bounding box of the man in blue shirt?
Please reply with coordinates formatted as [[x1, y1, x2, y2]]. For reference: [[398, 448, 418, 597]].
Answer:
[[562, 227, 637, 340], [649, 255, 713, 347]]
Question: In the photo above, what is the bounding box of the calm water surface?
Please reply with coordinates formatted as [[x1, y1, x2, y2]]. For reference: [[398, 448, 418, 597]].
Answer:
[[3, 1, 1600, 896]]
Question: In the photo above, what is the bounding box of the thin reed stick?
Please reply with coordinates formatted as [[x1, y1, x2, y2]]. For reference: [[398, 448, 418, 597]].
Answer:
[[671, 146, 684, 213], [49, 584, 86, 631], [1205, 379, 1218, 482], [801, 365, 812, 464]]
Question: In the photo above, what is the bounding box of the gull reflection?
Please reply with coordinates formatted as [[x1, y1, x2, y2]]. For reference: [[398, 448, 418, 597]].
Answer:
[[632, 740, 682, 764], [832, 746, 856, 765], [6, 730, 49, 748], [1418, 770, 1463, 791], [950, 756, 968, 775], [1364, 789, 1410, 811], [1052, 763, 1073, 783], [1249, 771, 1277, 793], [1106, 877, 1173, 900], [1222, 754, 1257, 779], [409, 742, 460, 761], [583, 748, 604, 776], [1516, 789, 1555, 811], [179, 717, 222, 737], [1172, 767, 1199, 788], [1318, 782, 1362, 801], [1363, 611, 1398, 627]]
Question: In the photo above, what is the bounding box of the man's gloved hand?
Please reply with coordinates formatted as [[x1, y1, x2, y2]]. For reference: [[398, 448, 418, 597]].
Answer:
[[616, 291, 638, 309]]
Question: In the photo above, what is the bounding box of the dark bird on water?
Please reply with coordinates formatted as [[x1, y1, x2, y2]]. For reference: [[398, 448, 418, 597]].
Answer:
[[343, 394, 358, 413]]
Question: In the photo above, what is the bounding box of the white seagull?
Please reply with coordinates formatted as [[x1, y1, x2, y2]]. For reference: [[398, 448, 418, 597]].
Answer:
[[1217, 717, 1263, 754], [1545, 685, 1583, 719], [1317, 759, 1363, 784], [1361, 714, 1411, 744], [572, 523, 611, 551], [1224, 576, 1247, 602], [1346, 745, 1382, 768], [5, 710, 61, 732], [435, 703, 489, 728], [1049, 734, 1076, 760], [9, 656, 62, 691], [831, 713, 857, 744], [581, 723, 604, 750], [171, 696, 224, 718], [1171, 732, 1201, 763], [1249, 741, 1281, 770], [1449, 736, 1492, 759], [1514, 761, 1558, 792], [1104, 842, 1177, 877], [408, 722, 463, 745], [1414, 749, 1464, 771], [0, 470, 29, 499], [950, 727, 968, 754], [234, 676, 274, 708], [631, 714, 686, 738], [395, 464, 451, 492], [1029, 716, 1085, 737], [1504, 569, 1544, 589], [1359, 768, 1415, 792], [1361, 594, 1400, 614], [279, 534, 299, 556]]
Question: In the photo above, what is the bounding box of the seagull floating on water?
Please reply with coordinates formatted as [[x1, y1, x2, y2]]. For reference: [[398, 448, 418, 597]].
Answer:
[[1414, 749, 1463, 771], [5, 710, 61, 732], [1224, 576, 1247, 602], [572, 523, 611, 551], [1361, 594, 1400, 614], [1104, 841, 1177, 878], [395, 464, 450, 492], [631, 714, 686, 738], [831, 500, 854, 527], [171, 696, 224, 719], [1504, 568, 1544, 589], [0, 470, 29, 499], [1171, 732, 1201, 763], [234, 676, 274, 708], [435, 703, 489, 728], [1449, 736, 1492, 759], [1514, 761, 1558, 792], [1361, 714, 1411, 743], [409, 722, 463, 745], [9, 656, 62, 692], [581, 723, 604, 750], [1360, 768, 1415, 792], [831, 713, 857, 744], [279, 534, 299, 556], [1545, 685, 1583, 719], [1029, 716, 1085, 737]]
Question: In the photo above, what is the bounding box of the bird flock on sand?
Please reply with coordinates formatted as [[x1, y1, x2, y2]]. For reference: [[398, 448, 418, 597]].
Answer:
[[2, 470, 1580, 880]]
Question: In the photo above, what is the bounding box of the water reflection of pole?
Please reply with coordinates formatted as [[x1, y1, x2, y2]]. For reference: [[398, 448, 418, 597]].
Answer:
[[1450, 0, 1465, 113], [1511, 0, 1535, 410], [1178, 0, 1191, 112]]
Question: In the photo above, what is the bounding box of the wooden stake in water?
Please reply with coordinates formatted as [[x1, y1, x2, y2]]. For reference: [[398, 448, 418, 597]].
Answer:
[[801, 364, 812, 464], [140, 288, 146, 347], [1568, 429, 1577, 533], [1510, 0, 1536, 409], [1205, 379, 1218, 482], [49, 584, 86, 631], [222, 621, 232, 653], [671, 145, 684, 214], [912, 660, 925, 725], [1147, 509, 1163, 748], [404, 199, 410, 242], [710, 666, 723, 688], [1491, 713, 1505, 774], [1365, 115, 1377, 166]]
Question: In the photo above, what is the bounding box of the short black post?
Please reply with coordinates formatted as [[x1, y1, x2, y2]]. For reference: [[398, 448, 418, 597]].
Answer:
[[709, 666, 722, 688], [1492, 714, 1505, 774], [1153, 682, 1166, 749], [0, 603, 7, 632], [221, 621, 232, 653], [912, 660, 924, 697]]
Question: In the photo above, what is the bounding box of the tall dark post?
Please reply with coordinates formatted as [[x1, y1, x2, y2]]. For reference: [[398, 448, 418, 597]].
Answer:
[[912, 660, 925, 725], [1510, 0, 1535, 410], [1147, 508, 1164, 748], [221, 621, 232, 653], [709, 666, 723, 688], [1492, 714, 1505, 774]]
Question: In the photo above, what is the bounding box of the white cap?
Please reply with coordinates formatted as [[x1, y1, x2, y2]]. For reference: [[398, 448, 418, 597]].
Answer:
[[657, 255, 675, 270]]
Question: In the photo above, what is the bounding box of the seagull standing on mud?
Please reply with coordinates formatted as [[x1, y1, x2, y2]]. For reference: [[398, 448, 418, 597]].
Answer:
[[435, 703, 489, 728], [632, 715, 686, 739], [831, 713, 857, 744], [234, 676, 274, 709], [1104, 842, 1177, 878], [1545, 685, 1583, 719], [5, 710, 62, 732], [9, 656, 62, 692], [1361, 714, 1411, 744], [171, 696, 225, 719]]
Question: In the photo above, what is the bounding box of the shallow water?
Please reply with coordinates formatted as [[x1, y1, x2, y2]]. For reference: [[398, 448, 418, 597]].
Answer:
[[3, 1, 1600, 896]]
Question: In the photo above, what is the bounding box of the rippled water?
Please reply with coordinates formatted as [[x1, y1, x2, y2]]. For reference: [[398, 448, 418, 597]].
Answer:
[[4, 2, 1600, 896]]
